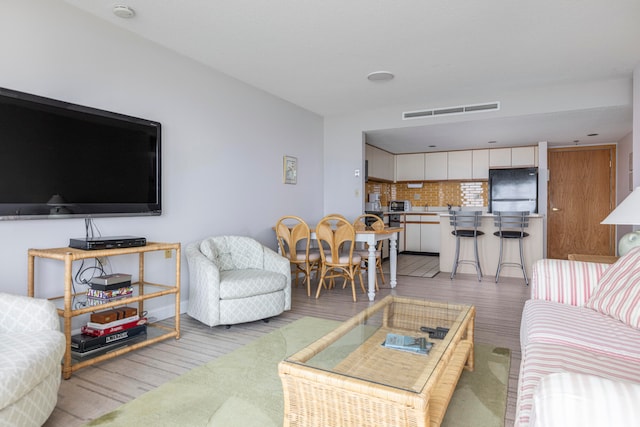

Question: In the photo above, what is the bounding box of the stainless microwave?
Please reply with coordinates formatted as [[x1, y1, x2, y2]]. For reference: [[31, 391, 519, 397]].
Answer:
[[389, 200, 411, 212]]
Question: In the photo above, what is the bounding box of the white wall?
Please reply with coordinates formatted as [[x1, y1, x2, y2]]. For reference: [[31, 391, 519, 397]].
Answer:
[[616, 132, 634, 243], [0, 0, 324, 316], [634, 65, 640, 190], [632, 65, 640, 234]]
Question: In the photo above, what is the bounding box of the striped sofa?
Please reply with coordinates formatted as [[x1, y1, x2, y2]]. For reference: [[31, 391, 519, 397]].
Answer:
[[516, 255, 640, 426]]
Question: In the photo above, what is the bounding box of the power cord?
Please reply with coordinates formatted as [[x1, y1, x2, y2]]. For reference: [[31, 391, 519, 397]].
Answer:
[[84, 217, 102, 240], [73, 218, 110, 309]]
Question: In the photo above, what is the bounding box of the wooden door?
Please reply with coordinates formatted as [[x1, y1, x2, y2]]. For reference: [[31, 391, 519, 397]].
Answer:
[[547, 146, 615, 259]]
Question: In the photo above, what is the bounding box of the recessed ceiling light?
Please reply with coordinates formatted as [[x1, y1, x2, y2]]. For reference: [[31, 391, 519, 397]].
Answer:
[[113, 5, 135, 18], [587, 133, 599, 137], [367, 71, 394, 82]]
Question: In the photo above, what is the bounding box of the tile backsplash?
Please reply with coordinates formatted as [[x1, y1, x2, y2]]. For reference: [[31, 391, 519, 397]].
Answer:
[[366, 181, 487, 208]]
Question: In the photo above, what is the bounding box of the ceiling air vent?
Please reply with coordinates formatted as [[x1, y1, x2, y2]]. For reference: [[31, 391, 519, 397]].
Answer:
[[403, 101, 500, 120]]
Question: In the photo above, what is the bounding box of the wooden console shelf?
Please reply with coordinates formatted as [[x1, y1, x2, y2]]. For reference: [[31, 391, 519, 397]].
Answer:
[[27, 242, 181, 379]]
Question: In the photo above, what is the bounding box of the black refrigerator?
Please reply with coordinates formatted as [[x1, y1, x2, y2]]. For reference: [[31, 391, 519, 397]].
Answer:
[[488, 167, 538, 213]]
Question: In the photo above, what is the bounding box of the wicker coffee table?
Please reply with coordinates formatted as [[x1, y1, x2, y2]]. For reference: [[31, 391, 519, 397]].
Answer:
[[279, 295, 475, 427]]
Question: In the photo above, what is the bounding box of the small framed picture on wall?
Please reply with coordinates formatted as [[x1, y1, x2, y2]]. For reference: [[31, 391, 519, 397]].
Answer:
[[283, 156, 297, 184]]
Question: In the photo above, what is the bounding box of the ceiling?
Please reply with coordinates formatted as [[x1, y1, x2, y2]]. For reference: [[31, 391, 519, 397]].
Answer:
[[64, 0, 640, 153]]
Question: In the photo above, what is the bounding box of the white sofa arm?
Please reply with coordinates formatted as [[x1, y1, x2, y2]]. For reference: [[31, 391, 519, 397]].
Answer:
[[531, 372, 640, 427], [0, 292, 60, 334], [530, 259, 609, 306]]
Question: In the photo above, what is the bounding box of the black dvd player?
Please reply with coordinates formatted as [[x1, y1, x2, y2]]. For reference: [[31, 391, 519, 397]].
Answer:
[[69, 236, 147, 250]]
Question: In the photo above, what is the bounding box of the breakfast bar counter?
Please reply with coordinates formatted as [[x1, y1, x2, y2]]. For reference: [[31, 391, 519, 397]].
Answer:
[[439, 213, 543, 281]]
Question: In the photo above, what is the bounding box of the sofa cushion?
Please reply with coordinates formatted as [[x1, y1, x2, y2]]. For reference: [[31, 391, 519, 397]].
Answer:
[[585, 246, 640, 328], [219, 269, 286, 300], [516, 342, 640, 426], [530, 373, 640, 427], [521, 299, 640, 362], [530, 259, 609, 306], [200, 236, 266, 271], [200, 239, 235, 271], [0, 331, 65, 409]]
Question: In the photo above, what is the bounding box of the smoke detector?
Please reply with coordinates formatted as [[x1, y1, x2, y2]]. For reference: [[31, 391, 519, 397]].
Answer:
[[113, 5, 135, 18], [367, 71, 394, 82]]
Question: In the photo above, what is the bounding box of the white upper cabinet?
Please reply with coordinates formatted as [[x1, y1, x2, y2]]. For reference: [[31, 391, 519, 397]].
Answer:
[[446, 151, 472, 180], [380, 149, 396, 180], [472, 149, 489, 179], [511, 146, 537, 167], [424, 152, 448, 180], [366, 145, 395, 181], [391, 145, 538, 183], [489, 146, 538, 168], [489, 148, 512, 167], [396, 153, 425, 181]]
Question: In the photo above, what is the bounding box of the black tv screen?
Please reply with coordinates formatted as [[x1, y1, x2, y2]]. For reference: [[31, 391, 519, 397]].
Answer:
[[0, 87, 161, 220]]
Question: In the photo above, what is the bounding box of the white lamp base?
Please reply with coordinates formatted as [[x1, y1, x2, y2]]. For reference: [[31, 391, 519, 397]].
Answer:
[[618, 230, 640, 256]]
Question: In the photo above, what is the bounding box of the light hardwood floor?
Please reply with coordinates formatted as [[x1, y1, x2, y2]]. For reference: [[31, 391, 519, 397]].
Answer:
[[45, 255, 529, 427]]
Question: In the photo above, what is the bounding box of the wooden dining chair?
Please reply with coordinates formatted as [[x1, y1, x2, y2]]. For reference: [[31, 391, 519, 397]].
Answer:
[[275, 215, 321, 296], [315, 215, 365, 302], [353, 214, 385, 290]]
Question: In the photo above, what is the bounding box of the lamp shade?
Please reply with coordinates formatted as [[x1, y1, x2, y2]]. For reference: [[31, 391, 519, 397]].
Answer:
[[601, 187, 640, 225], [601, 187, 640, 256]]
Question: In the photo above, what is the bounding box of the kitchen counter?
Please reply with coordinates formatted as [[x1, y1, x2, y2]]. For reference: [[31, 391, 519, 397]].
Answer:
[[384, 210, 544, 217], [382, 210, 543, 272]]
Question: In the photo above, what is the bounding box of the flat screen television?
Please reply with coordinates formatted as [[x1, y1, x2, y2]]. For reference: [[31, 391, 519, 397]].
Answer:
[[0, 87, 161, 220]]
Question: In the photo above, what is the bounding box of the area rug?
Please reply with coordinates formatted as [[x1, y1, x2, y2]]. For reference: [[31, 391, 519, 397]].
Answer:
[[86, 317, 510, 427]]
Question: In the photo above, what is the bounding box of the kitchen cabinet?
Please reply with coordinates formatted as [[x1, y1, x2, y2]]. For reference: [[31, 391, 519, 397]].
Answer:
[[489, 148, 512, 167], [420, 216, 441, 253], [403, 214, 441, 253], [391, 145, 537, 183], [386, 213, 406, 253], [472, 149, 489, 179], [489, 146, 538, 168], [511, 146, 537, 167], [366, 144, 395, 181], [405, 222, 422, 251], [447, 151, 472, 180], [398, 228, 405, 253], [424, 152, 448, 180], [381, 150, 395, 180], [396, 153, 425, 181], [381, 215, 390, 258]]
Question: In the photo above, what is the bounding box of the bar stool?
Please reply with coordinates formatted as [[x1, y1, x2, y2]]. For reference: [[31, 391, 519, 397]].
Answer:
[[449, 210, 484, 281], [493, 211, 530, 285]]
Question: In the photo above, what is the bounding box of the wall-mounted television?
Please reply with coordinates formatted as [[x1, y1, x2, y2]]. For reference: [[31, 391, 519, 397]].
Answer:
[[0, 87, 161, 220]]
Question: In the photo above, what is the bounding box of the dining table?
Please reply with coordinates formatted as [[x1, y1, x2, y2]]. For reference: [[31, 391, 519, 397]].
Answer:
[[310, 226, 403, 301]]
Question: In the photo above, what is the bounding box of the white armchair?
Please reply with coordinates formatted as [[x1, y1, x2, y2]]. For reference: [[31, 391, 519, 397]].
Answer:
[[0, 292, 65, 427], [186, 236, 291, 327]]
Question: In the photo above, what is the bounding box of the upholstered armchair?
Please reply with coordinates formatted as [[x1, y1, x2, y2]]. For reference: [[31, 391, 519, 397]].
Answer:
[[0, 292, 65, 427], [186, 236, 291, 327]]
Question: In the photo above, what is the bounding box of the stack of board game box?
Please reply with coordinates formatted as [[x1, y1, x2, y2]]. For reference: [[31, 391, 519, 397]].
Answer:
[[71, 307, 147, 359], [87, 273, 134, 306]]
